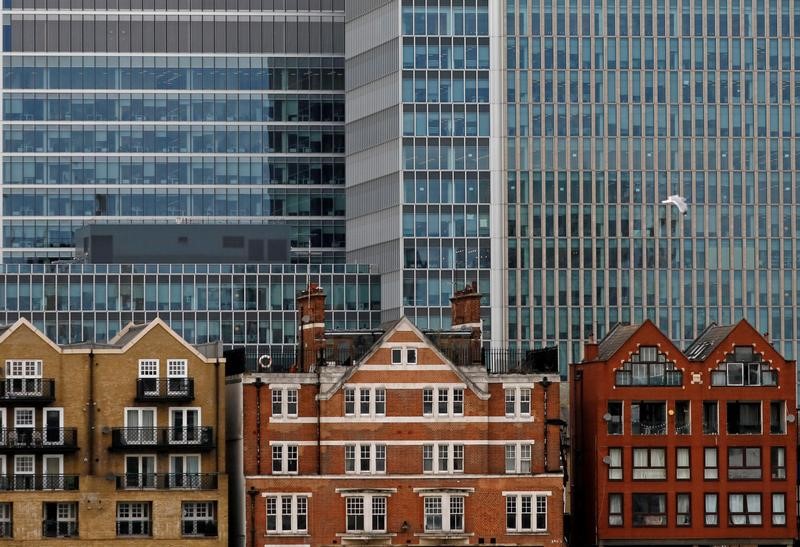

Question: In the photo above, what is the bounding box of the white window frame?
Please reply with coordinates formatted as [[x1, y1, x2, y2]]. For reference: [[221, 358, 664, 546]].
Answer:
[[271, 444, 298, 475], [14, 408, 34, 428], [343, 387, 385, 417], [423, 494, 465, 533], [505, 443, 533, 474], [124, 454, 157, 489], [43, 501, 77, 538], [166, 359, 187, 378], [14, 454, 33, 475], [344, 443, 386, 474], [423, 443, 465, 474], [116, 502, 152, 537], [169, 407, 201, 444], [505, 387, 532, 417], [182, 501, 216, 537], [345, 495, 388, 533], [390, 347, 417, 365], [169, 453, 201, 487], [5, 360, 43, 397], [138, 359, 159, 378], [271, 387, 298, 418], [505, 493, 549, 532], [42, 454, 64, 489], [423, 387, 464, 417], [124, 407, 157, 445], [265, 494, 308, 534]]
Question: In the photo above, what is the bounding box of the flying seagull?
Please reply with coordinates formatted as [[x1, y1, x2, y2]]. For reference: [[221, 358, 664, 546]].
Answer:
[[661, 195, 689, 215]]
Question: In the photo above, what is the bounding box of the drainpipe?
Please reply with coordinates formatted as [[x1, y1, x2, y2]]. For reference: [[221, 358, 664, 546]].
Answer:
[[247, 486, 258, 547], [215, 356, 222, 472], [316, 355, 322, 475], [539, 377, 551, 472], [254, 377, 264, 474], [88, 349, 95, 476]]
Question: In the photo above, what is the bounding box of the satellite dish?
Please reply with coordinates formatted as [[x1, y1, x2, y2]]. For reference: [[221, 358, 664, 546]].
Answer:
[[258, 355, 272, 371], [602, 412, 613, 422], [787, 414, 796, 423], [301, 314, 311, 323], [602, 456, 612, 465]]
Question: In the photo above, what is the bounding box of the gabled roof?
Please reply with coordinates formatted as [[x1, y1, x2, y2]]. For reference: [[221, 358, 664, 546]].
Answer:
[[320, 316, 489, 400], [684, 323, 738, 361], [0, 317, 63, 353], [108, 322, 150, 347], [596, 323, 642, 360]]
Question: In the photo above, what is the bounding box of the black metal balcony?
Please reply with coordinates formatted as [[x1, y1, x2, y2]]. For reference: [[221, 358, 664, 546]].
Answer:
[[115, 473, 218, 490], [0, 428, 78, 453], [0, 378, 55, 405], [0, 474, 79, 491], [135, 378, 195, 402], [110, 427, 214, 452], [42, 521, 78, 538], [0, 522, 10, 538]]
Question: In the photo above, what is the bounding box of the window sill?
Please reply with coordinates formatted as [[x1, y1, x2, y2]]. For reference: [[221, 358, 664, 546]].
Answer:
[[265, 532, 309, 538], [336, 532, 395, 539], [506, 530, 549, 535], [414, 531, 473, 539]]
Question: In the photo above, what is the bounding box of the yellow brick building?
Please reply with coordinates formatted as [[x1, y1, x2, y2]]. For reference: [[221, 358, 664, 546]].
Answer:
[[0, 317, 227, 545]]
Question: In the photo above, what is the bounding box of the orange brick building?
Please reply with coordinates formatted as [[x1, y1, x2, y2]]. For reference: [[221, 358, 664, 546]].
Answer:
[[570, 319, 797, 546], [235, 284, 565, 546]]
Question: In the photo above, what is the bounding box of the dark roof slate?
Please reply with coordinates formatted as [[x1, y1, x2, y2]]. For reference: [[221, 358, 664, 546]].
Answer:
[[684, 323, 737, 361], [596, 323, 641, 360]]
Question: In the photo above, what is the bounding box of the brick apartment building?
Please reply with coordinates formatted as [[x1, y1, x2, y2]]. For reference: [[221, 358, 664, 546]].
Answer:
[[234, 283, 565, 546], [0, 317, 227, 544], [570, 319, 797, 546]]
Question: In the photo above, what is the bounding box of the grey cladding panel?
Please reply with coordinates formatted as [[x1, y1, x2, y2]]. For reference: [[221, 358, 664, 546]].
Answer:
[[346, 0, 395, 22], [345, 106, 400, 155], [8, 17, 344, 54], [346, 38, 399, 91], [346, 172, 401, 219]]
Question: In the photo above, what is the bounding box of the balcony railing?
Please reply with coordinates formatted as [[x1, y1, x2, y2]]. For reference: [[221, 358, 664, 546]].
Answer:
[[631, 421, 667, 435], [42, 521, 78, 538], [110, 427, 214, 451], [615, 370, 683, 387], [0, 428, 78, 452], [116, 473, 218, 490], [0, 378, 55, 404], [136, 378, 195, 402], [0, 522, 10, 538], [0, 474, 79, 491]]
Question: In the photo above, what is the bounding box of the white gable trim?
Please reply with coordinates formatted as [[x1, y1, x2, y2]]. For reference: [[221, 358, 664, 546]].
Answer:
[[0, 318, 62, 353]]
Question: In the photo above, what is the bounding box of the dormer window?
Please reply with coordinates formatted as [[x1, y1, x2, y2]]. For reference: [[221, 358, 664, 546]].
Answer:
[[710, 346, 778, 387], [391, 348, 417, 365], [615, 347, 681, 387]]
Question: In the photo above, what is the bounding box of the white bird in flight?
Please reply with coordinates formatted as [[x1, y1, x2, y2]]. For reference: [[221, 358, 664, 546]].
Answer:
[[661, 195, 689, 215]]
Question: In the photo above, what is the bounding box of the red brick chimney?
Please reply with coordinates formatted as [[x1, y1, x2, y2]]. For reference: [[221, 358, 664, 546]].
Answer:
[[583, 333, 599, 362], [296, 284, 326, 372], [450, 282, 482, 360]]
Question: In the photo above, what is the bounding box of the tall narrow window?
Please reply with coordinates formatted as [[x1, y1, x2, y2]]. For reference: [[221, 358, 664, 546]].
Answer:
[[674, 401, 690, 434], [702, 401, 718, 434], [608, 494, 623, 526], [607, 401, 623, 434], [770, 401, 785, 434], [676, 447, 690, 479], [771, 446, 786, 479], [676, 494, 690, 526], [704, 447, 718, 479], [608, 448, 623, 480], [772, 493, 786, 525], [704, 494, 718, 525]]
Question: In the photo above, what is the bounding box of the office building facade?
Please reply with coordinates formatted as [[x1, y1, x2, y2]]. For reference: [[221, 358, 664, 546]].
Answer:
[[502, 0, 800, 367], [1, 1, 347, 264], [347, 0, 800, 372]]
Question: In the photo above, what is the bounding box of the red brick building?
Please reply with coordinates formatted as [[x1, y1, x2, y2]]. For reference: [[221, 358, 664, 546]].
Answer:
[[569, 319, 797, 546], [236, 284, 565, 546]]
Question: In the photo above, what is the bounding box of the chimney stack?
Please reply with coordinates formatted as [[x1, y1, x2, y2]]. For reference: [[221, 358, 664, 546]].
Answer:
[[583, 332, 599, 362], [297, 284, 326, 372], [450, 282, 482, 360]]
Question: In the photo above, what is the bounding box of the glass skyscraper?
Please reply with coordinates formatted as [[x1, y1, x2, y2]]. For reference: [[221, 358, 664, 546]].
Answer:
[[345, 0, 494, 333], [0, 1, 346, 264], [503, 0, 800, 368]]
